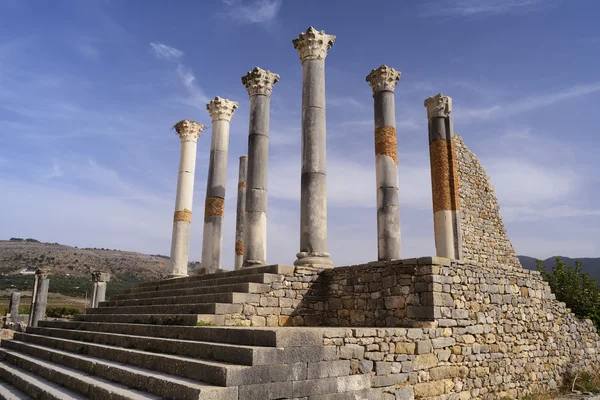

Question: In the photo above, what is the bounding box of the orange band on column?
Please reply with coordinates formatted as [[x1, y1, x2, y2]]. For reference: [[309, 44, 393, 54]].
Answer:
[[205, 197, 225, 219], [430, 140, 460, 212], [174, 209, 192, 223], [235, 241, 244, 256], [374, 126, 398, 164]]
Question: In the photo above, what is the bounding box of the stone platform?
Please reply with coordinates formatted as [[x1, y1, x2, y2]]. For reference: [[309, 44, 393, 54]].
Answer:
[[0, 260, 598, 399]]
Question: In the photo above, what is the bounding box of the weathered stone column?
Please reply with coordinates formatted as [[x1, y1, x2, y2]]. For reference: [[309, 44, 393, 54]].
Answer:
[[90, 271, 110, 308], [424, 93, 463, 259], [241, 67, 279, 267], [234, 156, 248, 270], [28, 268, 50, 327], [293, 27, 335, 269], [168, 120, 205, 278], [8, 292, 20, 322], [200, 97, 238, 271], [366, 65, 402, 261]]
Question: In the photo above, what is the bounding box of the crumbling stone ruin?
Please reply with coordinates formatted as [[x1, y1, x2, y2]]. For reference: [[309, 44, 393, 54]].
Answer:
[[0, 26, 597, 400]]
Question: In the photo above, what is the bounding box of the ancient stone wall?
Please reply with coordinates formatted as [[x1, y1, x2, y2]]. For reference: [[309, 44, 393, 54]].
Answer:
[[453, 134, 522, 268]]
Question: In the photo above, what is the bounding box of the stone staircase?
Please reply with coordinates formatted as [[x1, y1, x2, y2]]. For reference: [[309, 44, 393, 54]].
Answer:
[[0, 265, 378, 399]]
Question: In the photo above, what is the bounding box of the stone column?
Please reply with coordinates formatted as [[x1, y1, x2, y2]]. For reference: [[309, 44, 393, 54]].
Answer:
[[200, 96, 238, 271], [90, 271, 110, 308], [234, 156, 248, 270], [241, 67, 279, 267], [28, 268, 50, 327], [366, 65, 402, 261], [168, 120, 205, 278], [8, 292, 20, 322], [424, 93, 463, 259], [293, 26, 335, 269]]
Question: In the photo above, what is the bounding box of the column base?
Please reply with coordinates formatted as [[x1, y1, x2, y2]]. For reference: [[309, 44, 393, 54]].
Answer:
[[242, 260, 266, 268], [293, 252, 334, 268], [167, 274, 188, 279]]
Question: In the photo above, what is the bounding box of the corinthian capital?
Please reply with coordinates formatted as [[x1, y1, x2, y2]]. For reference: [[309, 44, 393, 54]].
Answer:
[[206, 96, 239, 122], [173, 119, 205, 141], [424, 93, 452, 120], [293, 26, 336, 61], [241, 67, 280, 96], [92, 271, 111, 283], [366, 65, 401, 94]]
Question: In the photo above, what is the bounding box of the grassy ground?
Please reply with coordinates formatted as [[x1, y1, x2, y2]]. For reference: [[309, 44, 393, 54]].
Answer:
[[0, 290, 87, 315]]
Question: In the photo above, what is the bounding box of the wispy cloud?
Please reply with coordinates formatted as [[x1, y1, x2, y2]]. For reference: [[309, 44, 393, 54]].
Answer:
[[220, 0, 282, 24], [327, 96, 367, 109], [149, 42, 184, 62], [457, 82, 600, 121], [421, 0, 555, 17]]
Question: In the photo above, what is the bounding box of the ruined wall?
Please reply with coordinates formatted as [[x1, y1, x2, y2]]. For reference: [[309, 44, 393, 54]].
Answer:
[[453, 134, 522, 268]]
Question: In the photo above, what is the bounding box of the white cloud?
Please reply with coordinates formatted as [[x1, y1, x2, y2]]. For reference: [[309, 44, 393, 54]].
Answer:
[[221, 0, 282, 24], [175, 65, 210, 109], [457, 83, 600, 121], [421, 0, 555, 17], [149, 42, 184, 62]]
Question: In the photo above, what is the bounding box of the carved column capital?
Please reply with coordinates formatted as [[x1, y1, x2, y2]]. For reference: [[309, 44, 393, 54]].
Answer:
[[293, 26, 336, 61], [242, 67, 280, 96], [173, 119, 205, 141], [366, 65, 401, 94], [91, 271, 111, 283], [35, 268, 50, 278], [206, 96, 238, 122], [424, 93, 452, 120]]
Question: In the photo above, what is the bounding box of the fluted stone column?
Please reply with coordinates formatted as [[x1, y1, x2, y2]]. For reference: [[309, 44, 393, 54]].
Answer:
[[293, 27, 335, 269], [424, 93, 463, 259], [90, 271, 110, 308], [234, 156, 248, 270], [241, 67, 279, 267], [200, 97, 238, 271], [28, 268, 50, 327], [168, 120, 205, 278], [8, 292, 20, 322], [366, 65, 402, 261]]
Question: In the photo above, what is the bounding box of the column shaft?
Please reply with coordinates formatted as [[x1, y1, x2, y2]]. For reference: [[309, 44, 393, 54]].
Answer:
[[425, 94, 462, 259], [201, 120, 230, 270], [234, 156, 248, 270], [8, 292, 20, 322], [168, 120, 204, 278], [29, 270, 49, 327], [244, 95, 270, 266], [374, 90, 401, 260]]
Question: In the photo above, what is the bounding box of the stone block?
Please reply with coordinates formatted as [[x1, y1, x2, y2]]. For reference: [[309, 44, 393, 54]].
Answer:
[[395, 342, 415, 355], [358, 360, 373, 374], [429, 366, 459, 380], [384, 296, 405, 309], [395, 386, 415, 400], [307, 360, 350, 379], [336, 374, 371, 392], [416, 340, 432, 354], [432, 337, 456, 349], [413, 381, 445, 397], [412, 353, 437, 370], [292, 377, 337, 397], [372, 373, 409, 388]]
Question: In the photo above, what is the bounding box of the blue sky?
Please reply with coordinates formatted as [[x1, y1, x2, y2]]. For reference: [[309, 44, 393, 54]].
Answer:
[[1, 0, 599, 268]]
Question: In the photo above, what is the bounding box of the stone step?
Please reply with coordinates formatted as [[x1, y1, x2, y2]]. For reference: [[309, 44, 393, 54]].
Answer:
[[73, 313, 214, 325], [116, 273, 284, 299], [1, 341, 237, 400], [39, 320, 324, 348], [5, 334, 304, 387], [0, 358, 85, 400], [128, 264, 293, 292], [0, 376, 33, 400], [25, 327, 276, 366], [86, 301, 247, 316], [107, 281, 272, 302], [27, 326, 337, 366], [101, 289, 265, 308], [0, 347, 159, 400]]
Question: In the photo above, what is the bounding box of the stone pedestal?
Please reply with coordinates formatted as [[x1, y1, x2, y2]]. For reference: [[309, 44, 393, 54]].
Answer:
[[234, 156, 248, 270], [424, 93, 462, 260], [241, 67, 279, 267], [8, 292, 20, 322], [28, 268, 50, 327], [90, 271, 111, 308], [168, 120, 205, 278], [200, 97, 238, 272], [293, 27, 335, 269], [366, 65, 402, 261]]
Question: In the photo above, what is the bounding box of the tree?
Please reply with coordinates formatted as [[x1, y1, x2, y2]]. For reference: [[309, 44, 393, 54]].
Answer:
[[537, 257, 600, 331]]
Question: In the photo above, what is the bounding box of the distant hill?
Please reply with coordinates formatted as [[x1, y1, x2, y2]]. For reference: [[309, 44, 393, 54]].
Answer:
[[518, 255, 600, 282], [0, 240, 171, 294]]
